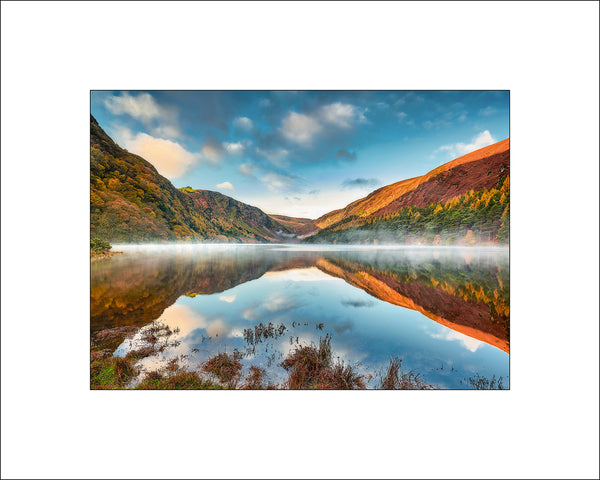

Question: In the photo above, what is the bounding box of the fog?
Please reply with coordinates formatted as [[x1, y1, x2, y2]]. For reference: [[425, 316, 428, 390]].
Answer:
[[112, 242, 509, 252]]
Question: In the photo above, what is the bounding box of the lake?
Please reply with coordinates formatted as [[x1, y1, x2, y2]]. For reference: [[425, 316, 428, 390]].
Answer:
[[91, 244, 509, 389]]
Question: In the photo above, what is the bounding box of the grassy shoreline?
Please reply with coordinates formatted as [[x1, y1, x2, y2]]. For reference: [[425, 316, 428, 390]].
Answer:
[[90, 323, 436, 390], [90, 250, 122, 261]]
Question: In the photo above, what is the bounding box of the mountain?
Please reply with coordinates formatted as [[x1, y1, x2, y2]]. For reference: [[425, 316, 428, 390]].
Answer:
[[314, 139, 509, 229], [307, 139, 510, 245], [90, 115, 292, 243], [266, 215, 319, 239]]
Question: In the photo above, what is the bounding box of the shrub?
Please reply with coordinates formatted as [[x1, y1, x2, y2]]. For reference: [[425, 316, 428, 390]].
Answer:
[[281, 335, 366, 389], [379, 357, 434, 390], [90, 237, 112, 253], [202, 352, 243, 386]]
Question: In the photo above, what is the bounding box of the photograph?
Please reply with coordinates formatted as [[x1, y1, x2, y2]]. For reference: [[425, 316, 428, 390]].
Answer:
[[90, 90, 510, 390], [2, 2, 598, 478]]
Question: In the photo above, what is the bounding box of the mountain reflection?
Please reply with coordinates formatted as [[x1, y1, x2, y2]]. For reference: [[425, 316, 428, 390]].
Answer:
[[91, 246, 509, 352]]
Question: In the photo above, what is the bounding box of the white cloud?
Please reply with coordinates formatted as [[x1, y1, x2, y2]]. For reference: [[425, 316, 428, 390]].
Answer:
[[396, 112, 408, 122], [429, 329, 483, 353], [233, 116, 253, 130], [216, 181, 234, 191], [222, 141, 246, 155], [115, 127, 198, 178], [262, 267, 335, 282], [263, 292, 297, 312], [435, 130, 496, 159], [479, 106, 497, 116], [279, 103, 367, 145], [150, 124, 182, 140], [104, 92, 161, 124], [149, 304, 206, 338], [319, 102, 365, 128], [254, 187, 372, 219], [239, 162, 259, 178], [255, 147, 290, 166], [219, 294, 237, 303], [206, 317, 228, 338], [104, 92, 182, 140], [201, 141, 222, 164], [242, 306, 260, 321], [280, 112, 322, 144], [261, 172, 299, 192]]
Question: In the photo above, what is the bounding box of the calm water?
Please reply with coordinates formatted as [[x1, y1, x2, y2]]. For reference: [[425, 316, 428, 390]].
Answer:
[[91, 244, 510, 389]]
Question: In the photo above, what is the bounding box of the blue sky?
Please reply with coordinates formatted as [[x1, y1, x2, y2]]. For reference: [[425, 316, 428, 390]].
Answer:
[[91, 90, 509, 218]]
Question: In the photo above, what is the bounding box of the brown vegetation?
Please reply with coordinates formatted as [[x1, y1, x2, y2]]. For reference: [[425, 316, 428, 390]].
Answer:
[[379, 357, 434, 390], [468, 374, 505, 390], [91, 319, 459, 390], [202, 352, 243, 387], [90, 355, 138, 389], [280, 335, 366, 389], [240, 366, 278, 390], [243, 322, 287, 346], [313, 138, 509, 230], [90, 115, 292, 243], [135, 366, 223, 390]]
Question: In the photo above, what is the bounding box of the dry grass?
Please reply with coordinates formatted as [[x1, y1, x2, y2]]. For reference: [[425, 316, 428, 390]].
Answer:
[[243, 322, 287, 346], [241, 365, 267, 390], [324, 362, 366, 390], [91, 320, 443, 390], [135, 356, 224, 390], [135, 368, 223, 390], [202, 352, 243, 387], [90, 355, 138, 389], [124, 345, 155, 361], [141, 321, 173, 344], [468, 374, 505, 390], [281, 335, 333, 389], [280, 335, 366, 389], [379, 357, 434, 390], [380, 357, 402, 389]]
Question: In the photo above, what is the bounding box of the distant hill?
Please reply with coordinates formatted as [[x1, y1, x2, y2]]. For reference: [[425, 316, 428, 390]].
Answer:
[[90, 115, 292, 243], [267, 214, 319, 239], [307, 139, 510, 245]]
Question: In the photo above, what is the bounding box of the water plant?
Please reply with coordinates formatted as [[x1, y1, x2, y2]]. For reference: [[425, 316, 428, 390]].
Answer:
[[202, 352, 243, 387], [280, 335, 366, 389], [468, 374, 504, 390], [379, 357, 434, 390]]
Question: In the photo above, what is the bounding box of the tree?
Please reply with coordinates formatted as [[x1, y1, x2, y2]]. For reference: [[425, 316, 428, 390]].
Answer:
[[90, 238, 112, 254]]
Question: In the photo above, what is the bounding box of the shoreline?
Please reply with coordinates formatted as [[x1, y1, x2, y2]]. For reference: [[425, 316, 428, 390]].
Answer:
[[90, 250, 123, 261], [90, 322, 504, 390]]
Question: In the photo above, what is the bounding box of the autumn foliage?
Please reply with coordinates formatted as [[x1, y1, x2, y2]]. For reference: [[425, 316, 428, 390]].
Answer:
[[308, 176, 510, 245], [90, 115, 292, 243]]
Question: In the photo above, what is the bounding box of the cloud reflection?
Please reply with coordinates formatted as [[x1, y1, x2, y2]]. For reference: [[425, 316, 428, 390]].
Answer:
[[428, 328, 484, 352], [262, 267, 336, 282], [219, 294, 237, 303]]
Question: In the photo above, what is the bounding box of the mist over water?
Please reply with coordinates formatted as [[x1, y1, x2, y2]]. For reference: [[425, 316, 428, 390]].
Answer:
[[92, 244, 509, 389]]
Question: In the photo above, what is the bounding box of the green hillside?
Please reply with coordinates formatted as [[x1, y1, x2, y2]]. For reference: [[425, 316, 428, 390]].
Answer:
[[90, 115, 291, 243], [306, 177, 509, 245]]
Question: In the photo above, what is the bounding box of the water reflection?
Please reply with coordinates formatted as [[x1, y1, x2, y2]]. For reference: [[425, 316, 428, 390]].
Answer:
[[91, 245, 509, 388]]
